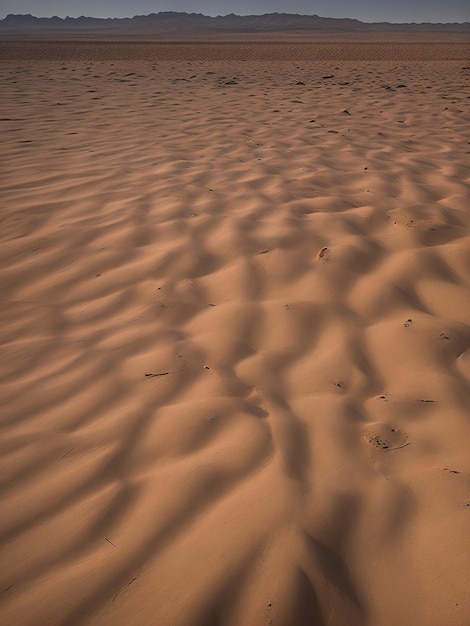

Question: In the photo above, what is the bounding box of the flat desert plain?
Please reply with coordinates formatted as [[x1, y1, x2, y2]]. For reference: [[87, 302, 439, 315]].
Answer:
[[1, 40, 470, 626]]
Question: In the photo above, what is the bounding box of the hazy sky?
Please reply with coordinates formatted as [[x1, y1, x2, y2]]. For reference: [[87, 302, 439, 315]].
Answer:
[[1, 1, 469, 23]]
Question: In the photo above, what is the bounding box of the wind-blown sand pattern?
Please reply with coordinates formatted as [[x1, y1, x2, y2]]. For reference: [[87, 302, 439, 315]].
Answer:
[[1, 42, 470, 626]]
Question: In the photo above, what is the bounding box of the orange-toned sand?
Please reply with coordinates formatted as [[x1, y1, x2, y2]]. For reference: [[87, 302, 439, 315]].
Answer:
[[1, 42, 470, 626]]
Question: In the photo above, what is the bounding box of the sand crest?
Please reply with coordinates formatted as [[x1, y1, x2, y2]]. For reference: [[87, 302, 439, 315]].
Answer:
[[1, 42, 470, 626]]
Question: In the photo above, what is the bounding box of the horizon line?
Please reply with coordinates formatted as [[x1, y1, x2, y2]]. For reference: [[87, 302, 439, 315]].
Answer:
[[1, 11, 469, 26]]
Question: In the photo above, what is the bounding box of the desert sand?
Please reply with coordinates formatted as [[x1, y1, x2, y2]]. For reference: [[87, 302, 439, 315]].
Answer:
[[1, 41, 470, 626]]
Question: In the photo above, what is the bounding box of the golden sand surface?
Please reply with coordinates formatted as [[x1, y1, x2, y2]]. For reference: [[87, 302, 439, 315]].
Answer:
[[1, 42, 470, 626]]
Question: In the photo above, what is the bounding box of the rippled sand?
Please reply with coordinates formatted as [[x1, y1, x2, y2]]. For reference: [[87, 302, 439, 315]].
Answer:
[[1, 42, 470, 626]]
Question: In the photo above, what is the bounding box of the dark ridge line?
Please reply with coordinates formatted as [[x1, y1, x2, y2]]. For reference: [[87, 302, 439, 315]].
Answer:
[[1, 12, 469, 37]]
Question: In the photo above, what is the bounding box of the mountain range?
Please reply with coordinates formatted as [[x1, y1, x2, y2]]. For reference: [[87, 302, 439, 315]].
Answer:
[[1, 12, 469, 36]]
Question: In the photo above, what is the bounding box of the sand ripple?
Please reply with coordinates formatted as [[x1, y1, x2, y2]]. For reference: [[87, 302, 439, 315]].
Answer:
[[1, 49, 470, 625]]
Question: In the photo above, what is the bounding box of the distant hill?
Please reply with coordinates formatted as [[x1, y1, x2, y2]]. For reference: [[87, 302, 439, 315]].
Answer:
[[1, 12, 469, 37]]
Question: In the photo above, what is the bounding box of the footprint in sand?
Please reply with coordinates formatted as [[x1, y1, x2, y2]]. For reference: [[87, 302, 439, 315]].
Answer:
[[364, 423, 409, 451]]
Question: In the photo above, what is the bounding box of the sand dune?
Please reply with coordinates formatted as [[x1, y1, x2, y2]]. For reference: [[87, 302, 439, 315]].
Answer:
[[1, 43, 470, 626]]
